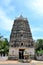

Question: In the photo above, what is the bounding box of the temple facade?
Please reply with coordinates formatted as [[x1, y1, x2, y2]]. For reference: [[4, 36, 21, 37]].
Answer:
[[9, 15, 35, 60]]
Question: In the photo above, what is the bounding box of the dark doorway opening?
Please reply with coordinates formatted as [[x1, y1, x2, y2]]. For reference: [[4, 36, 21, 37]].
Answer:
[[19, 49, 24, 59], [21, 43, 23, 46]]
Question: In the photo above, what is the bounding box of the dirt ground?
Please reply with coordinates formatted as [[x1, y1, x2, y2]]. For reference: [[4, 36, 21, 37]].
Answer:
[[30, 60, 43, 65], [0, 60, 43, 65]]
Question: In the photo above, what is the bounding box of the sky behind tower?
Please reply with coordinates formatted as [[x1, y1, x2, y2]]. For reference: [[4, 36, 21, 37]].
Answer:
[[0, 0, 43, 40]]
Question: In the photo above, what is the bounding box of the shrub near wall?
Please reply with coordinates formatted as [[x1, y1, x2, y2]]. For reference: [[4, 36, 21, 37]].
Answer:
[[35, 39, 43, 60]]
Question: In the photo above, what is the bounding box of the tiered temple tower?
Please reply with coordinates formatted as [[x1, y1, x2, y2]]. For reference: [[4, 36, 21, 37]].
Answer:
[[9, 15, 34, 60]]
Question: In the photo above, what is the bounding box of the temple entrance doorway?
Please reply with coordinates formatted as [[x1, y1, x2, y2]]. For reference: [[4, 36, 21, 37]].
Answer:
[[19, 49, 25, 59]]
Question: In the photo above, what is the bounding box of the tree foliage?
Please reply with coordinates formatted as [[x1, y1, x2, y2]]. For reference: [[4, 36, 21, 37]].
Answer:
[[35, 39, 43, 55], [0, 36, 9, 55]]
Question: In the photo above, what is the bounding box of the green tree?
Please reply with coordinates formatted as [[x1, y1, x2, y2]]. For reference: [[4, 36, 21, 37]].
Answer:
[[2, 38, 9, 55], [0, 36, 9, 56], [35, 39, 43, 50], [35, 39, 43, 56]]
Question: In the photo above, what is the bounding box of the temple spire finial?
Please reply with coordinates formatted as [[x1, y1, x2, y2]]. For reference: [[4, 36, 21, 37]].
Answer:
[[20, 14, 23, 18]]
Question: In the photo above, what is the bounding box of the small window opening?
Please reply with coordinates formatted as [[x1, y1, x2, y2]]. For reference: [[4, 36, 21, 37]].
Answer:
[[21, 43, 23, 46], [21, 34, 23, 36]]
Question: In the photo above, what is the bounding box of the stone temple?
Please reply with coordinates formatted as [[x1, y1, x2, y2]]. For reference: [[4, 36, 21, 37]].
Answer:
[[9, 15, 35, 60]]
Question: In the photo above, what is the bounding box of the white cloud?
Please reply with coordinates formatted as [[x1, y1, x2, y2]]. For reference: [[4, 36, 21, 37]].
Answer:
[[24, 0, 43, 15], [31, 27, 43, 40], [0, 9, 13, 31], [0, 0, 16, 31], [32, 0, 43, 14], [31, 27, 43, 32], [33, 36, 43, 40]]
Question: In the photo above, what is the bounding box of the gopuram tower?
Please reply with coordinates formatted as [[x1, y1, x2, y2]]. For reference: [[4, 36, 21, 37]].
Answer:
[[9, 15, 34, 60]]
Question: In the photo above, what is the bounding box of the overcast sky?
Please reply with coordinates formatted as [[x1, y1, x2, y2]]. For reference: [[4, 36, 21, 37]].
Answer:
[[0, 0, 43, 41]]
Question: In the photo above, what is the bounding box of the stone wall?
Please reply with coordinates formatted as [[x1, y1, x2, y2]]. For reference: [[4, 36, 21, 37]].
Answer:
[[9, 47, 35, 59]]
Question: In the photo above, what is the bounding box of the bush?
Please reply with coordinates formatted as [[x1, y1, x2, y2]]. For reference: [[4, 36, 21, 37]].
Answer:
[[36, 50, 43, 56]]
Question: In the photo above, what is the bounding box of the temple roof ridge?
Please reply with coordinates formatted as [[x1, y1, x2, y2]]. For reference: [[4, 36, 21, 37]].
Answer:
[[16, 15, 27, 20]]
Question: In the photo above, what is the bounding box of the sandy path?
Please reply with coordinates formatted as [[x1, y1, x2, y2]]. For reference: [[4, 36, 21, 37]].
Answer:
[[30, 60, 43, 65], [0, 60, 43, 65], [0, 60, 20, 64]]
